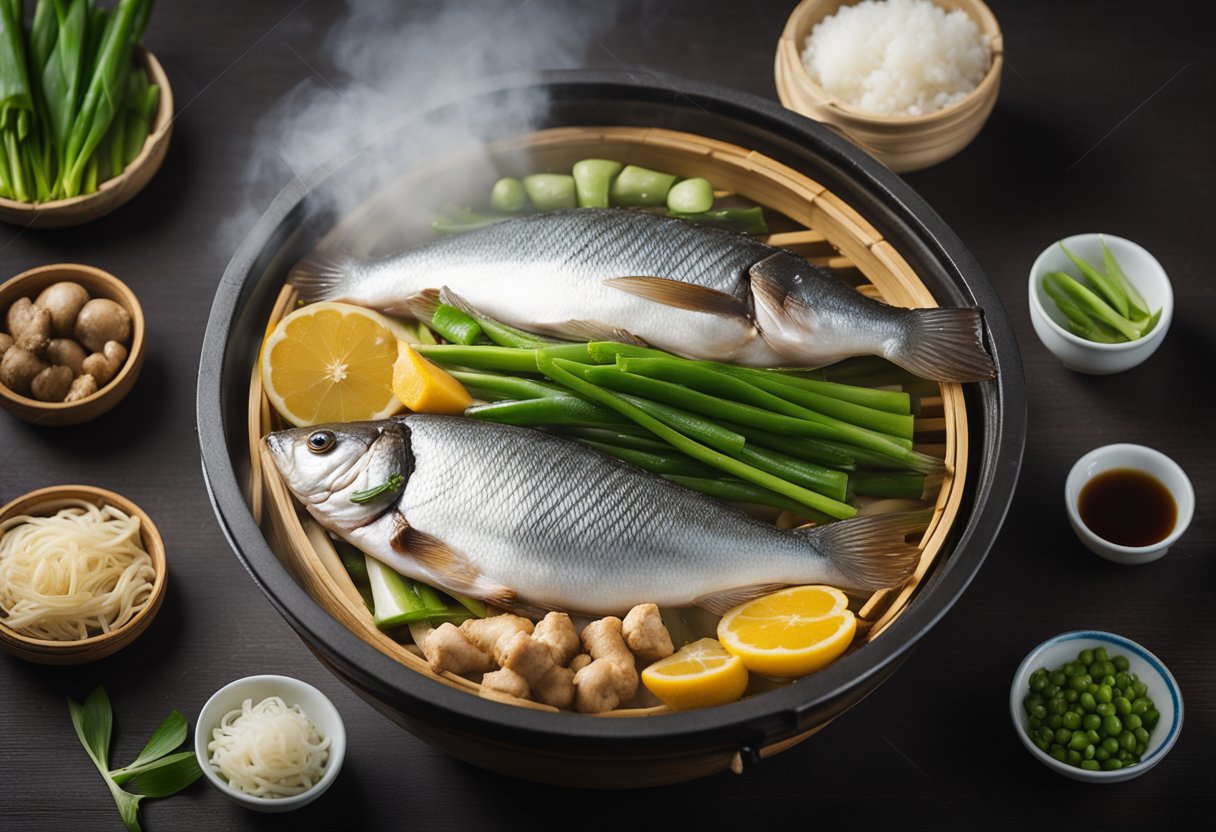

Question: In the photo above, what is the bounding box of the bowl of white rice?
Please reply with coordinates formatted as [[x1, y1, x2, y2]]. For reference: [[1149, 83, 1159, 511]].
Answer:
[[776, 0, 1003, 172]]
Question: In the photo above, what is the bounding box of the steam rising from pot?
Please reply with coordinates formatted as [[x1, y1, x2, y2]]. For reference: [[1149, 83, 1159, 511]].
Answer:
[[227, 0, 624, 250]]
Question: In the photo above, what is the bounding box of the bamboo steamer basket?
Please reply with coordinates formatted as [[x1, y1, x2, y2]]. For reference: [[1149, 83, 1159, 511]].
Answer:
[[775, 0, 1003, 172], [251, 126, 968, 754]]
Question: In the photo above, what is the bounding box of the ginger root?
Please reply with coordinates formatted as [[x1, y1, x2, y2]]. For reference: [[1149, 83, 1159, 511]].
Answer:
[[532, 611, 580, 666], [622, 603, 675, 662], [421, 622, 496, 675], [573, 616, 639, 714], [480, 668, 530, 701], [502, 630, 576, 709], [460, 614, 533, 664]]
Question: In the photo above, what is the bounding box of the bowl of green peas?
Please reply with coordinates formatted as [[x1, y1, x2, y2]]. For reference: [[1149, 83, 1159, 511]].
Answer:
[[1010, 631, 1182, 782]]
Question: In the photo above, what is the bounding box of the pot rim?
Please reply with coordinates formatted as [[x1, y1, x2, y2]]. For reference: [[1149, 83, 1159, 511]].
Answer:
[[199, 68, 1025, 752]]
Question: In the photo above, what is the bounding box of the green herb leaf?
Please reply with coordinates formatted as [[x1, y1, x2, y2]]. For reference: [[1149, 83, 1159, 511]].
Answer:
[[68, 686, 114, 769], [351, 472, 405, 504], [109, 783, 144, 832], [124, 752, 204, 798], [117, 710, 188, 773]]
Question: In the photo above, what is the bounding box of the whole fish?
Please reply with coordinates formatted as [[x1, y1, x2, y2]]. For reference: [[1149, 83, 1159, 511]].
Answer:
[[265, 415, 927, 617], [290, 208, 994, 382]]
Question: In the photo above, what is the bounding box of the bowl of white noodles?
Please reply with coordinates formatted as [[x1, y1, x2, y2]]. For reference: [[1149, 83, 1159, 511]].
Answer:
[[0, 484, 167, 664], [194, 674, 346, 812]]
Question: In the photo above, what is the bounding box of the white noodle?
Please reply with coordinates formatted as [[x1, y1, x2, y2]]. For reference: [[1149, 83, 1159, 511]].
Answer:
[[207, 696, 330, 798], [0, 500, 155, 640]]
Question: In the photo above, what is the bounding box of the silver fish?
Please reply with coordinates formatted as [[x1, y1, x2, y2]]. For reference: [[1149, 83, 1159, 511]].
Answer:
[[290, 208, 994, 382], [265, 415, 927, 617]]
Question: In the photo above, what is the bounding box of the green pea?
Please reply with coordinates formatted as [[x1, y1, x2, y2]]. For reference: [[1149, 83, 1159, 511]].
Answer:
[[1045, 684, 1061, 698], [1103, 715, 1122, 736], [1087, 662, 1103, 678], [1029, 718, 1041, 730], [1097, 685, 1113, 704], [1079, 649, 1094, 665], [1114, 697, 1131, 716], [1131, 698, 1149, 715], [1100, 674, 1116, 687], [1083, 744, 1096, 760], [1120, 732, 1137, 751], [1135, 741, 1146, 756], [1132, 680, 1147, 698], [1050, 747, 1068, 763], [1051, 698, 1068, 715], [1038, 727, 1055, 744], [1062, 711, 1081, 730], [1095, 747, 1110, 762], [1048, 715, 1063, 729], [1051, 670, 1067, 686], [1080, 760, 1100, 771], [1064, 689, 1079, 703], [1031, 676, 1048, 693], [1096, 703, 1116, 718], [1094, 647, 1109, 662], [1118, 750, 1133, 763], [1115, 672, 1131, 689], [1032, 705, 1047, 721], [1069, 731, 1089, 751], [1083, 714, 1102, 732], [1114, 655, 1129, 672], [1069, 674, 1091, 692], [1134, 727, 1149, 744], [1034, 736, 1050, 751], [1088, 682, 1099, 695], [1102, 758, 1123, 771], [1124, 714, 1142, 731], [1086, 729, 1102, 745], [1145, 709, 1160, 728], [1079, 692, 1097, 712], [1101, 737, 1119, 754], [1056, 727, 1073, 745], [1067, 750, 1083, 765]]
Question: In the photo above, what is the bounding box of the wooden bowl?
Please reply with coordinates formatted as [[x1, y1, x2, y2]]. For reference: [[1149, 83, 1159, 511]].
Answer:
[[775, 0, 1003, 172], [0, 263, 145, 426], [0, 485, 167, 665], [0, 48, 173, 229]]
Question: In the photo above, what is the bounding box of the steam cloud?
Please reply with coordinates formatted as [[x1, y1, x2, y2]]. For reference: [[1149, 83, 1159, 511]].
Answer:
[[226, 0, 626, 252]]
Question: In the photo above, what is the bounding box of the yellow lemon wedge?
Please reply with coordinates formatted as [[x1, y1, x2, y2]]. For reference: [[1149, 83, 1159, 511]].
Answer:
[[640, 638, 749, 711], [260, 302, 407, 427], [716, 585, 856, 678], [392, 342, 473, 415]]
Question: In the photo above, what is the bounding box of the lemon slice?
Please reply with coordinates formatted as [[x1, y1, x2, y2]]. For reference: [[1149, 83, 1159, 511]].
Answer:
[[716, 585, 856, 678], [261, 302, 407, 427], [640, 638, 749, 711]]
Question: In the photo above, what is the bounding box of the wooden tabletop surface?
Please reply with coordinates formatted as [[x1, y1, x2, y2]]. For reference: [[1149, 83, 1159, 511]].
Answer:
[[1, 1, 1211, 827]]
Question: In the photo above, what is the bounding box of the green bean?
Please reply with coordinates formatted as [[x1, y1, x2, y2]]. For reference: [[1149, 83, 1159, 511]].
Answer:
[[1101, 238, 1149, 320], [572, 159, 622, 208], [609, 164, 676, 206], [618, 356, 914, 439], [732, 445, 849, 501], [465, 396, 628, 429], [666, 177, 713, 213], [716, 420, 856, 469], [615, 394, 746, 454], [430, 305, 484, 345], [1059, 242, 1129, 319], [1044, 272, 1143, 341], [579, 441, 720, 478], [448, 371, 565, 402], [552, 426, 670, 453], [851, 472, 926, 500], [663, 475, 834, 523], [490, 177, 530, 213], [522, 173, 576, 211], [538, 355, 856, 519]]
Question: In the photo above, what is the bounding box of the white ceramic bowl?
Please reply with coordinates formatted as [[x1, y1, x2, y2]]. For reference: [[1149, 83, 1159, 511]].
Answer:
[[1010, 631, 1183, 783], [1028, 233, 1172, 374], [1065, 444, 1194, 564], [194, 675, 346, 812]]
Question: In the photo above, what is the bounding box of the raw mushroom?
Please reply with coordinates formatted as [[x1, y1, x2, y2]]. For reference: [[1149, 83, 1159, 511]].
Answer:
[[0, 332, 12, 357], [0, 347, 49, 396], [74, 299, 131, 352], [35, 282, 90, 338], [45, 339, 87, 375], [81, 341, 128, 387], [30, 365, 74, 402]]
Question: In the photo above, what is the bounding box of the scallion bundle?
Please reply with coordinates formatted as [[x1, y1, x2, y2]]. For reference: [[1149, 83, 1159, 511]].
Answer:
[[1043, 239, 1161, 344], [0, 0, 157, 204]]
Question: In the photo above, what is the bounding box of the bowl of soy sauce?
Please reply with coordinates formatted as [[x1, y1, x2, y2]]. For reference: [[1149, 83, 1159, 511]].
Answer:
[[1065, 444, 1194, 564]]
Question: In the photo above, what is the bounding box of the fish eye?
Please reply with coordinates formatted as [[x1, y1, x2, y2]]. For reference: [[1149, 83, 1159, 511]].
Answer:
[[307, 430, 336, 454]]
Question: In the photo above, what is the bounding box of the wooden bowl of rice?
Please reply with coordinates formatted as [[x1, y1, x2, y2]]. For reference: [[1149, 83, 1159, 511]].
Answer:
[[0, 485, 167, 665], [775, 0, 1003, 172]]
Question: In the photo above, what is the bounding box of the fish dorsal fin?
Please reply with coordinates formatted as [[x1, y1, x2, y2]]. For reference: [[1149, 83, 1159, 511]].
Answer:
[[604, 276, 749, 319], [693, 583, 788, 616], [437, 286, 478, 318], [391, 517, 480, 589]]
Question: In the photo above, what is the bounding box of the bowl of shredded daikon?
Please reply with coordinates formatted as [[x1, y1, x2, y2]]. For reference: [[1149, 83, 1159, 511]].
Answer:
[[0, 485, 166, 664], [195, 674, 346, 812]]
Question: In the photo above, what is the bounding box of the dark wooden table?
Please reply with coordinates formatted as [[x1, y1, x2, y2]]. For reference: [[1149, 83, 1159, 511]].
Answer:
[[2, 1, 1212, 827]]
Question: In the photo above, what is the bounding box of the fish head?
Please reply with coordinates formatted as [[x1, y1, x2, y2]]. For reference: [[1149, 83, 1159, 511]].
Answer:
[[264, 419, 413, 530]]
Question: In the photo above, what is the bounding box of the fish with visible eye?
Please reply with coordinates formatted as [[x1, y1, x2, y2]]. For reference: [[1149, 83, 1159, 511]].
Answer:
[[289, 208, 996, 383], [264, 414, 929, 617]]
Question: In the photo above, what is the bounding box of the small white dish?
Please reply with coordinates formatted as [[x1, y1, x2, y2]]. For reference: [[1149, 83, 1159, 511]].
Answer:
[[1028, 233, 1172, 374], [1010, 631, 1183, 783], [194, 674, 346, 813], [1065, 444, 1193, 564]]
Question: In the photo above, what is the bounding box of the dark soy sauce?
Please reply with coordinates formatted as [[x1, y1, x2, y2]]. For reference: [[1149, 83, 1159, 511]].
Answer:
[[1079, 468, 1176, 547]]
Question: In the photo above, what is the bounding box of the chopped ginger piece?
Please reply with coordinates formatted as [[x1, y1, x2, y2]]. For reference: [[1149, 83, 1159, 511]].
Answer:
[[392, 342, 473, 415]]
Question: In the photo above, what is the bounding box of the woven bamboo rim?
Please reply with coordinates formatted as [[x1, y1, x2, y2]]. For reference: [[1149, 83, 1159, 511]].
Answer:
[[249, 126, 969, 728]]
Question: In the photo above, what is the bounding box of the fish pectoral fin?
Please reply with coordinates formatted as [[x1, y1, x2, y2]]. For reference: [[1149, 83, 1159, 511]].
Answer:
[[405, 288, 442, 323], [603, 276, 750, 319], [391, 522, 481, 590], [693, 583, 789, 617]]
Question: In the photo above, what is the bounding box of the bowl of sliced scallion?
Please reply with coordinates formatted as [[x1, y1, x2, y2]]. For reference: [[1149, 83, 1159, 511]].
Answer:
[[0, 0, 172, 229], [1029, 233, 1172, 375]]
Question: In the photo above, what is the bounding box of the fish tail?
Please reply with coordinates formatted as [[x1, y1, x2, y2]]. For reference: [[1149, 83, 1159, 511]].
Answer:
[[803, 509, 931, 591], [288, 250, 355, 303], [892, 308, 995, 382]]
